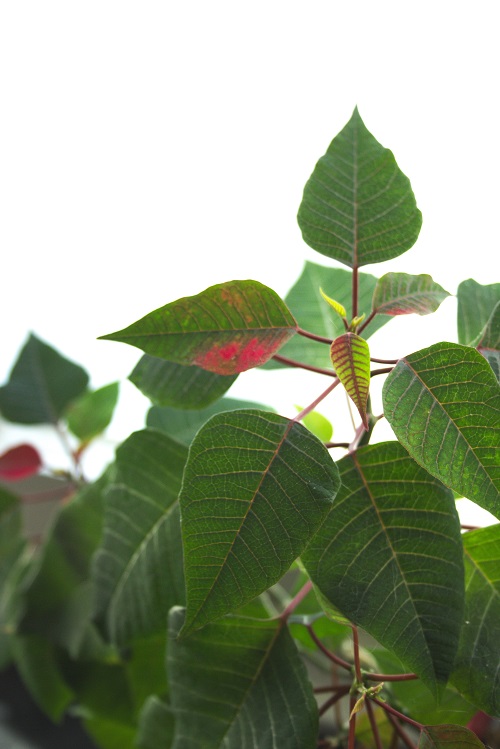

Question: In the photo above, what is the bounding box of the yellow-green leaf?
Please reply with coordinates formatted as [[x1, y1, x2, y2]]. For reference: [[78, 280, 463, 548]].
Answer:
[[330, 333, 370, 429]]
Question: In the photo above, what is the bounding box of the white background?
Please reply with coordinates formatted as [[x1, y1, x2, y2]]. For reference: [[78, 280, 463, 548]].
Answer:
[[0, 2, 498, 520]]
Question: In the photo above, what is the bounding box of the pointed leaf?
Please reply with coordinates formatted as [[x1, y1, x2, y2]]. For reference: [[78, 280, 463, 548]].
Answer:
[[301, 441, 464, 693], [297, 107, 422, 267], [130, 354, 237, 409], [168, 607, 318, 749], [457, 278, 500, 345], [147, 396, 274, 445], [319, 287, 347, 319], [136, 696, 175, 749], [419, 724, 485, 748], [179, 409, 340, 636], [372, 273, 450, 316], [330, 332, 370, 429], [383, 342, 500, 517], [265, 262, 391, 370], [0, 443, 42, 480], [0, 334, 89, 424], [66, 382, 119, 442], [451, 525, 500, 716], [100, 280, 297, 375], [92, 429, 186, 645]]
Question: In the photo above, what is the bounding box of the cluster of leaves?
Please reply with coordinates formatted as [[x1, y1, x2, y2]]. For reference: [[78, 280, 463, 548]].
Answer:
[[1, 109, 500, 749]]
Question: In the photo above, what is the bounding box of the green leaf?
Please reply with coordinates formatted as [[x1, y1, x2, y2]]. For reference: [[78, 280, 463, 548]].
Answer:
[[100, 280, 297, 375], [476, 300, 500, 382], [383, 342, 500, 517], [451, 525, 500, 716], [295, 406, 333, 443], [179, 409, 340, 636], [301, 441, 464, 694], [297, 107, 422, 267], [319, 287, 347, 319], [418, 724, 485, 748], [66, 382, 119, 442], [265, 262, 390, 370], [168, 607, 318, 749], [12, 635, 74, 722], [130, 355, 237, 408], [92, 429, 186, 646], [84, 719, 137, 749], [0, 487, 26, 651], [17, 472, 109, 658], [136, 696, 175, 749], [372, 272, 450, 316], [147, 396, 275, 445], [0, 333, 89, 424], [457, 278, 500, 345], [330, 332, 370, 429]]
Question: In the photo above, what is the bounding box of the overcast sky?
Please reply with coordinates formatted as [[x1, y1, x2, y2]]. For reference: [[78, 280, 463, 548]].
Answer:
[[0, 2, 498, 522]]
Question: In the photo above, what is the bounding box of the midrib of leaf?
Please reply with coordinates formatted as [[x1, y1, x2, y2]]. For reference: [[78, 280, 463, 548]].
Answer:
[[352, 116, 359, 271], [399, 363, 497, 499], [106, 484, 179, 622], [350, 452, 434, 671], [186, 419, 295, 631]]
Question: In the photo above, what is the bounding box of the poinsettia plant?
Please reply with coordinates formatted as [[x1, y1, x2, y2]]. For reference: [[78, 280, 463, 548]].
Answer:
[[1, 108, 499, 749]]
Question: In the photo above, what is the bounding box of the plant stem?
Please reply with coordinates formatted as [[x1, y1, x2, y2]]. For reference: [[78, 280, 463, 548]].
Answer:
[[370, 367, 393, 377], [293, 378, 340, 422], [296, 326, 333, 345], [370, 356, 398, 364], [325, 441, 350, 449], [364, 672, 418, 683], [352, 265, 359, 319], [357, 310, 377, 335], [318, 686, 350, 717], [371, 697, 423, 732], [348, 695, 357, 749], [382, 709, 419, 749], [348, 422, 367, 453], [351, 625, 363, 683], [461, 524, 481, 531], [365, 697, 384, 749], [306, 625, 352, 672], [54, 422, 84, 482], [279, 580, 312, 619], [272, 353, 336, 377]]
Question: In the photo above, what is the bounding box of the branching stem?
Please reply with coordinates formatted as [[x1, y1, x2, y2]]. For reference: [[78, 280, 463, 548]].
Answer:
[[357, 310, 377, 335], [365, 697, 384, 749], [370, 356, 398, 364], [293, 378, 340, 422], [370, 367, 393, 377], [272, 353, 336, 377], [296, 327, 333, 345], [371, 697, 423, 731], [318, 686, 350, 717], [364, 671, 418, 682], [351, 625, 363, 683], [279, 580, 312, 619], [306, 625, 352, 672]]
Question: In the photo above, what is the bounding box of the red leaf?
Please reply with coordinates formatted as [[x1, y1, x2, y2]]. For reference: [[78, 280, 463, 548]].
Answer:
[[0, 444, 42, 481]]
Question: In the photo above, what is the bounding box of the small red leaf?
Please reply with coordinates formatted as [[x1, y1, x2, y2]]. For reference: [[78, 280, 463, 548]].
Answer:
[[330, 333, 370, 430], [0, 444, 42, 481]]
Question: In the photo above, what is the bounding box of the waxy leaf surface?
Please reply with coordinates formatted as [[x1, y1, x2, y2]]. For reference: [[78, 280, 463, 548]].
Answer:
[[301, 441, 464, 693], [92, 429, 186, 645], [100, 280, 297, 375], [168, 608, 318, 749], [451, 525, 500, 716], [0, 444, 42, 480], [66, 382, 119, 442], [330, 333, 370, 429], [130, 354, 237, 409], [419, 724, 485, 748], [0, 334, 88, 424], [179, 409, 340, 636], [372, 273, 450, 316], [457, 278, 500, 345], [383, 343, 500, 517], [297, 108, 422, 267], [265, 262, 390, 370]]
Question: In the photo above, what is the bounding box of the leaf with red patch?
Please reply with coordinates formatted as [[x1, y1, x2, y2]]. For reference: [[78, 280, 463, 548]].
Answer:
[[418, 724, 484, 748], [0, 444, 42, 481], [330, 333, 370, 429], [372, 273, 450, 316], [100, 280, 297, 375]]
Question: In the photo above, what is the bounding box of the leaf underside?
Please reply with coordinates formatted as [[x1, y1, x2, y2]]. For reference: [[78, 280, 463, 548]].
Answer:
[[418, 724, 485, 748], [179, 409, 340, 636], [297, 107, 422, 267], [372, 272, 450, 316], [100, 280, 297, 375], [457, 278, 500, 345], [383, 342, 500, 517], [476, 300, 500, 382], [330, 333, 370, 429], [301, 441, 464, 694]]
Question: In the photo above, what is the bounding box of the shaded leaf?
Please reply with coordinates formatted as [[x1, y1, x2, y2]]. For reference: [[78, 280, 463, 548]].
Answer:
[[476, 300, 500, 382], [100, 280, 297, 375], [297, 107, 422, 267], [419, 724, 484, 748], [84, 719, 136, 749], [372, 273, 450, 316], [130, 354, 237, 409], [136, 696, 175, 749], [383, 342, 500, 517], [92, 429, 186, 646], [147, 396, 274, 445], [457, 278, 500, 345], [66, 382, 119, 442], [330, 332, 370, 429], [0, 487, 27, 642], [451, 525, 500, 716], [179, 409, 340, 636], [301, 441, 464, 694], [265, 262, 390, 370], [0, 333, 89, 424], [0, 443, 42, 480], [168, 607, 318, 749]]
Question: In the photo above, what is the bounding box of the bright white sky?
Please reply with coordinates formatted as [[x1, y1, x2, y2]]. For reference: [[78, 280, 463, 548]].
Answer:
[[0, 2, 499, 521]]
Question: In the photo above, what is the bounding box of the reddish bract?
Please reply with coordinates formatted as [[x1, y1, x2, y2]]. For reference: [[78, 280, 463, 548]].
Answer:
[[0, 444, 42, 481]]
